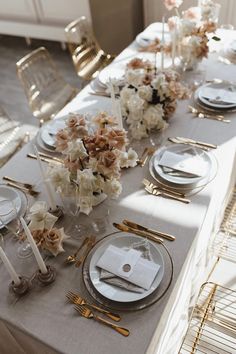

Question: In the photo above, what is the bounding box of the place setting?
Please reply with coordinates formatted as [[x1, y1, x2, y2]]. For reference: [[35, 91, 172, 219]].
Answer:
[[192, 80, 236, 117], [80, 227, 173, 312], [146, 141, 218, 199]]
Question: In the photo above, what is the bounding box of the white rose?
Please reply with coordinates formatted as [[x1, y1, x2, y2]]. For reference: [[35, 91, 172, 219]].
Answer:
[[138, 85, 153, 102], [127, 93, 145, 113], [47, 164, 71, 193], [143, 105, 164, 130], [63, 139, 88, 160], [77, 169, 95, 194], [119, 148, 138, 168], [125, 69, 146, 88], [151, 74, 166, 90], [129, 122, 148, 140], [103, 179, 122, 199]]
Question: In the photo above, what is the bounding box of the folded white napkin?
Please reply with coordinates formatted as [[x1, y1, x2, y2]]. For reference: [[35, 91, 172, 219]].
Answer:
[[200, 86, 236, 104], [97, 246, 159, 290], [158, 150, 207, 177], [98, 239, 160, 293]]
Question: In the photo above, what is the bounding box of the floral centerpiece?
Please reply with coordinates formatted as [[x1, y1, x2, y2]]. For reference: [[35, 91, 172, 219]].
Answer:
[[140, 1, 220, 70], [119, 58, 189, 140], [166, 0, 221, 70], [47, 112, 138, 215]]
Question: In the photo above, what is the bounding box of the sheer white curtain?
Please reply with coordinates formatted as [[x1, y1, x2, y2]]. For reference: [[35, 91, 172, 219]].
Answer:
[[143, 0, 236, 28]]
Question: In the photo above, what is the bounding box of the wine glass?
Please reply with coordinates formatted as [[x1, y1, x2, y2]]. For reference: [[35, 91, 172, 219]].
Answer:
[[0, 199, 33, 258]]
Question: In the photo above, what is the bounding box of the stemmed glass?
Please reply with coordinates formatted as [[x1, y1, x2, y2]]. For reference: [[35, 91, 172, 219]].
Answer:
[[0, 199, 33, 258]]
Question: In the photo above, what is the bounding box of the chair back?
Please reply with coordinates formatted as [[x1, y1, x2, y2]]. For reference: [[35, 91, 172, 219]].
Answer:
[[16, 47, 77, 122]]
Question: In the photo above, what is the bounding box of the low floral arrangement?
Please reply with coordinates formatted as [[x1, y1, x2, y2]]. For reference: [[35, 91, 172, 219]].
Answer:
[[25, 202, 69, 256], [167, 0, 220, 69], [47, 112, 138, 215], [140, 0, 220, 70], [119, 58, 189, 140]]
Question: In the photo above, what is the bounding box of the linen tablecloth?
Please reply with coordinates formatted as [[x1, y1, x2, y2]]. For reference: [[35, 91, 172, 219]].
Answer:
[[0, 25, 236, 354]]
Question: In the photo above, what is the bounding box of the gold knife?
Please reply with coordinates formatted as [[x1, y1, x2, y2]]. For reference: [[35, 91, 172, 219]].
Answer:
[[176, 137, 217, 149], [113, 223, 163, 244], [123, 220, 175, 241], [27, 153, 61, 164]]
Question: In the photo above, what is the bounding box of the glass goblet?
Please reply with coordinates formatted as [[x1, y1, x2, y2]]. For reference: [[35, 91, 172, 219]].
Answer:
[[0, 199, 32, 259]]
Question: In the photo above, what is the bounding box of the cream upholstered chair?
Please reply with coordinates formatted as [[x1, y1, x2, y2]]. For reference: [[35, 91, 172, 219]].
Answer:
[[0, 105, 38, 167], [65, 16, 115, 81], [16, 47, 79, 124]]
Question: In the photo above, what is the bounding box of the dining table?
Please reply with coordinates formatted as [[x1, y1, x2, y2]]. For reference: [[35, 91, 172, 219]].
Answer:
[[0, 23, 236, 354]]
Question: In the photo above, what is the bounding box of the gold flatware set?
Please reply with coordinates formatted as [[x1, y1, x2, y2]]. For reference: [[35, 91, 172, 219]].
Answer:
[[3, 176, 39, 197], [123, 220, 175, 241], [66, 291, 121, 321], [142, 178, 190, 204], [188, 105, 231, 123], [66, 291, 129, 336], [27, 153, 62, 164], [168, 137, 216, 151], [138, 147, 156, 167], [74, 304, 130, 337]]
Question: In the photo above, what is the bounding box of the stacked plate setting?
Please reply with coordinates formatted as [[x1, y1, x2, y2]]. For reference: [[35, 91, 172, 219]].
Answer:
[[0, 185, 28, 229], [37, 118, 67, 152], [82, 232, 172, 311], [194, 81, 236, 113], [149, 144, 216, 192]]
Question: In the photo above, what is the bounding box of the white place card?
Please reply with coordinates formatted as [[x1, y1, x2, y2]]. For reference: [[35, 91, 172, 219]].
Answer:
[[158, 151, 207, 177], [96, 245, 160, 290]]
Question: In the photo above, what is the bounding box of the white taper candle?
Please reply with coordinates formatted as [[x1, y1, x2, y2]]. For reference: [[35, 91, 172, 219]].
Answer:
[[0, 247, 21, 285], [116, 98, 123, 130], [20, 217, 48, 274], [33, 145, 57, 210], [161, 16, 165, 71]]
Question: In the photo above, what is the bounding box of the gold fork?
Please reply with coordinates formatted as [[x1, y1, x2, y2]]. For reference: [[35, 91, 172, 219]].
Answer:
[[74, 305, 130, 337], [145, 185, 190, 204], [6, 181, 39, 197], [142, 178, 186, 197], [66, 291, 121, 322], [3, 176, 34, 190]]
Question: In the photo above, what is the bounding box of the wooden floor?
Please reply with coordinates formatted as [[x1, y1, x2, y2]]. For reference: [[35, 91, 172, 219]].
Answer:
[[0, 35, 82, 126]]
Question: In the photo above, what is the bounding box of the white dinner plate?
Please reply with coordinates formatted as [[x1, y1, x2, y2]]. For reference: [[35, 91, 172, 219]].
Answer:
[[40, 117, 67, 149], [150, 144, 212, 188], [98, 67, 125, 87], [135, 31, 160, 47], [198, 82, 236, 109], [89, 234, 164, 303], [0, 186, 22, 227]]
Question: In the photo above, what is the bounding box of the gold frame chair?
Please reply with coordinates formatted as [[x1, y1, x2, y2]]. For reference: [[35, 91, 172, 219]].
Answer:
[[16, 47, 79, 124], [65, 16, 115, 81]]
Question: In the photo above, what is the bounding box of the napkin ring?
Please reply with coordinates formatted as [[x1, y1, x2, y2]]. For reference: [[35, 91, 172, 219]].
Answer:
[[9, 276, 30, 296], [36, 265, 56, 285]]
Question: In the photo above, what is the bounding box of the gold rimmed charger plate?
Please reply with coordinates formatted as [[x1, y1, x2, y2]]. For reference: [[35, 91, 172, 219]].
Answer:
[[82, 231, 173, 311], [149, 146, 218, 196], [193, 89, 236, 114]]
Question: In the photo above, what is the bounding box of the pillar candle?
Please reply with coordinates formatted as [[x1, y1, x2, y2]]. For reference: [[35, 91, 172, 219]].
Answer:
[[20, 217, 48, 274], [33, 145, 57, 210], [0, 247, 21, 285]]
